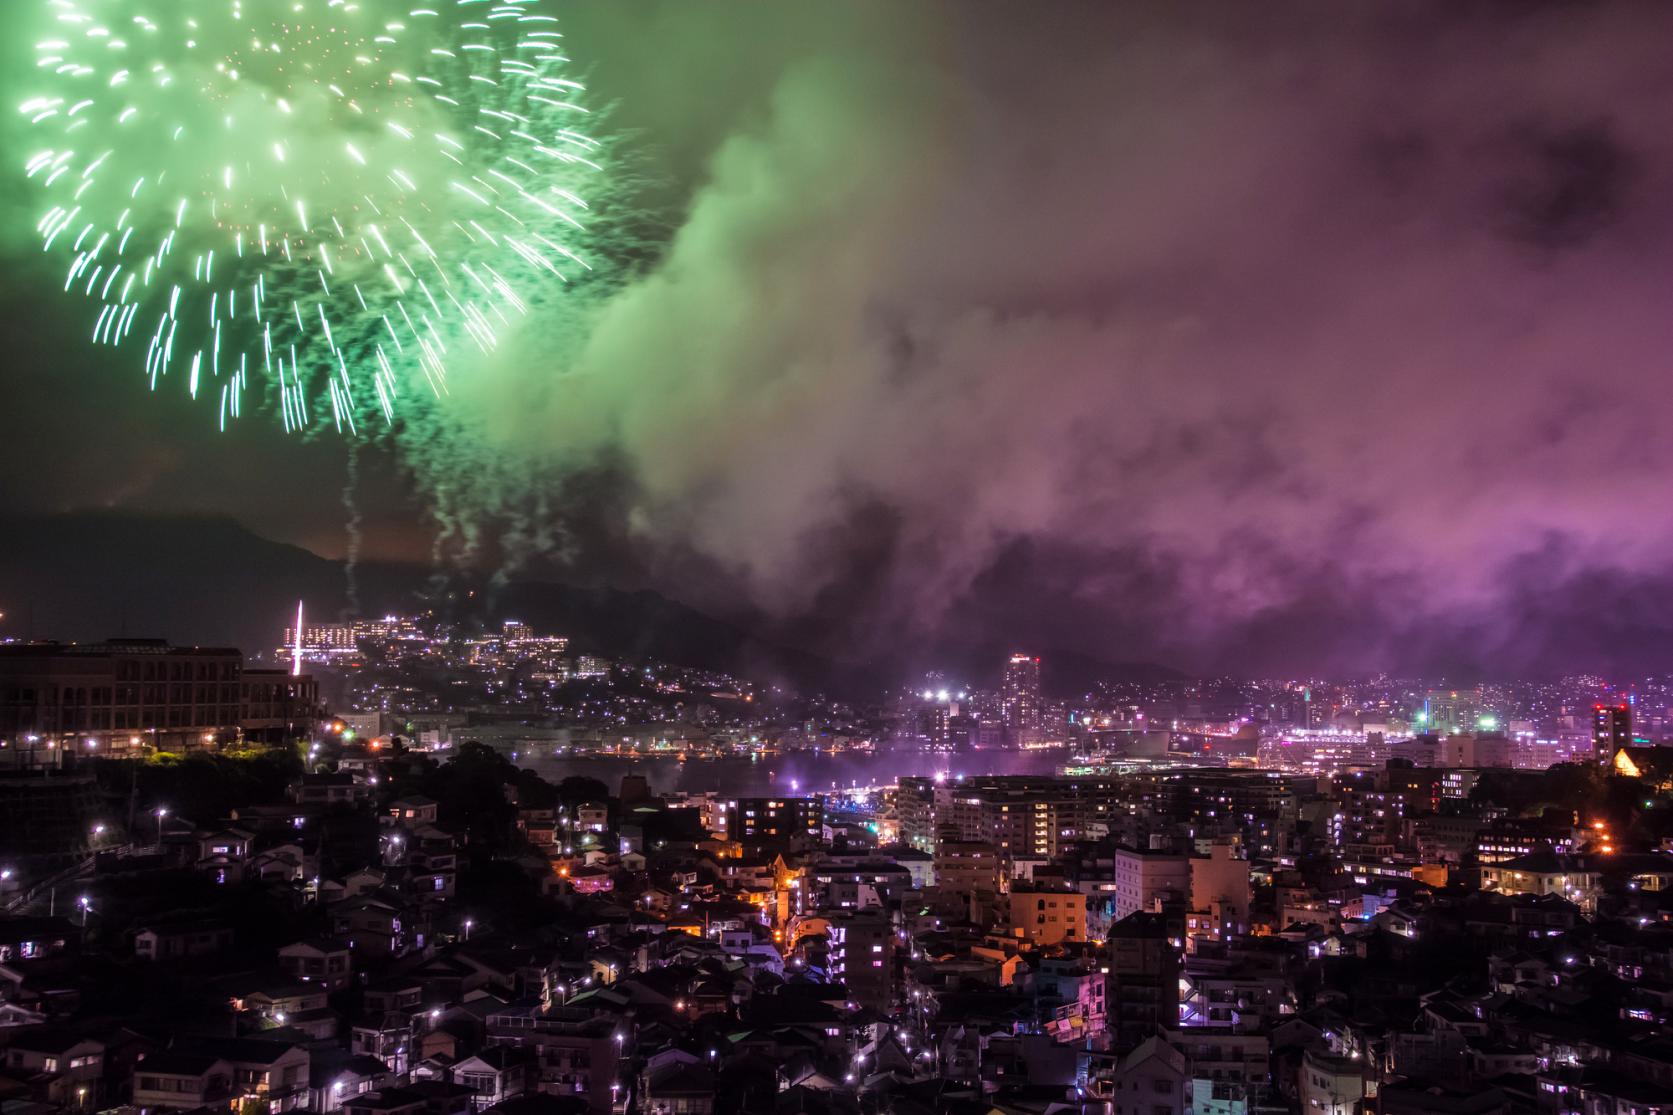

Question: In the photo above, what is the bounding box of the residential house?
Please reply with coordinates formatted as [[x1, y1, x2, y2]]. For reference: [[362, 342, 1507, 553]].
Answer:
[[310, 1051, 398, 1112], [134, 921, 235, 962], [387, 797, 441, 826], [342, 1083, 475, 1115], [364, 977, 426, 1016], [1098, 1034, 1185, 1115], [233, 983, 331, 1024], [131, 1053, 235, 1112], [330, 896, 413, 959], [406, 827, 459, 903], [353, 1013, 414, 1076], [182, 1039, 311, 1113], [641, 1063, 714, 1115], [4, 1030, 104, 1108], [279, 938, 354, 991], [251, 843, 312, 884], [482, 1000, 618, 1112], [293, 773, 367, 807], [452, 1047, 537, 1111], [197, 827, 253, 858], [0, 1002, 46, 1030], [0, 917, 75, 964]]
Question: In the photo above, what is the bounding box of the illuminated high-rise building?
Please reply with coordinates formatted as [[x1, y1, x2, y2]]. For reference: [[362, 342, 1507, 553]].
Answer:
[[1001, 654, 1042, 734], [1593, 704, 1631, 761], [1421, 688, 1482, 734]]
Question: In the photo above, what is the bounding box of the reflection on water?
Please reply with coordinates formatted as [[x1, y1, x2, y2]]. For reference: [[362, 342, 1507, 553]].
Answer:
[[520, 748, 1070, 798]]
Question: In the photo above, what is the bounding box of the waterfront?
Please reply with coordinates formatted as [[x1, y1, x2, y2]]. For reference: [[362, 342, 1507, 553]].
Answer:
[[521, 746, 1072, 798]]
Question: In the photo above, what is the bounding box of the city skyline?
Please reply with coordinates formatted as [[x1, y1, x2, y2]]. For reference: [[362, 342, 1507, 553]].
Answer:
[[8, 6, 1673, 1114], [2, 613, 1670, 1115]]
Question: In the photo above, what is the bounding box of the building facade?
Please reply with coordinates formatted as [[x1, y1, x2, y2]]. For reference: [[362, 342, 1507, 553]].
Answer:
[[0, 641, 322, 756]]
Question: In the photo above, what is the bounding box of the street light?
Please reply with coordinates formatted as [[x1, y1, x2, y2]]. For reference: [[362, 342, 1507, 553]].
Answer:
[[463, 918, 473, 941], [154, 807, 169, 846], [77, 895, 91, 926]]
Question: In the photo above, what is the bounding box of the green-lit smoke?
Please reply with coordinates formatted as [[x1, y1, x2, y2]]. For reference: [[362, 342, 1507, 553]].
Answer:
[[19, 0, 607, 440]]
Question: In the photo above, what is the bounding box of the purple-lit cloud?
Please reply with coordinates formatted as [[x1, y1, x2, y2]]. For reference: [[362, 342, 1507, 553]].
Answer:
[[12, 1, 1673, 677], [500, 2, 1673, 674]]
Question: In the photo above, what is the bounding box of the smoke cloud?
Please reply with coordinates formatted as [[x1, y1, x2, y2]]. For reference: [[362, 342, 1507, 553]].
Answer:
[[13, 1, 1673, 677], [425, 1, 1673, 674]]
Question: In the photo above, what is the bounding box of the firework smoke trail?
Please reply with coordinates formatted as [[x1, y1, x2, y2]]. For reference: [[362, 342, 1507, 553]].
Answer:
[[20, 0, 606, 439], [341, 441, 362, 618]]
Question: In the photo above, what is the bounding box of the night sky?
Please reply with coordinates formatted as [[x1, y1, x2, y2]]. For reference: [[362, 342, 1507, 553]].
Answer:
[[7, 1, 1673, 677]]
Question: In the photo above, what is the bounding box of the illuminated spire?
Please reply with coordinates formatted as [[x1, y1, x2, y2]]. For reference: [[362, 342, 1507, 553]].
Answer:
[[292, 600, 304, 678]]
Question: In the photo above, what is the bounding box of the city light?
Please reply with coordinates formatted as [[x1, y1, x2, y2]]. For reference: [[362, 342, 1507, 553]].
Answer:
[[1, 8, 1672, 1107]]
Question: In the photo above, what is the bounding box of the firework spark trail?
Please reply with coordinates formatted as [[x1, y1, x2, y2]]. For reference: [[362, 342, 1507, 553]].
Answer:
[[20, 0, 603, 436]]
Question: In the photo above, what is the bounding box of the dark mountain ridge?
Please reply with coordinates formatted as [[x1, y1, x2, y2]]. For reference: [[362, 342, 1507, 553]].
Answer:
[[0, 511, 1182, 696]]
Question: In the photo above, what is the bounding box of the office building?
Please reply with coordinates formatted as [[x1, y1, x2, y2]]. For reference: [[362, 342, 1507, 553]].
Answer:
[[1106, 911, 1180, 1054], [1001, 654, 1042, 736], [827, 909, 895, 1012], [933, 840, 1002, 909], [1005, 883, 1086, 946], [1421, 689, 1483, 734], [0, 640, 320, 755], [1112, 845, 1191, 922], [239, 670, 326, 745], [1593, 704, 1631, 761], [725, 796, 824, 844], [1189, 841, 1253, 940]]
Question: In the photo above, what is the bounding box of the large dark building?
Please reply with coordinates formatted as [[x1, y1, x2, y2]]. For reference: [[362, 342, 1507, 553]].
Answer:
[[0, 641, 322, 759], [239, 668, 326, 745], [725, 795, 824, 845], [0, 768, 107, 868], [826, 909, 896, 1013], [1593, 703, 1631, 761], [1105, 910, 1180, 1054]]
